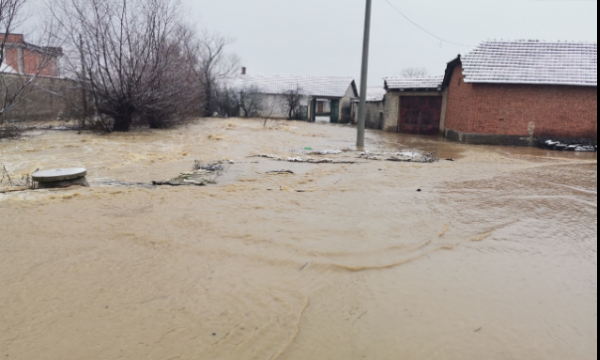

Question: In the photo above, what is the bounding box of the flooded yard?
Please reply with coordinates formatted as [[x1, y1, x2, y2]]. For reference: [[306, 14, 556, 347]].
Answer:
[[0, 119, 597, 360]]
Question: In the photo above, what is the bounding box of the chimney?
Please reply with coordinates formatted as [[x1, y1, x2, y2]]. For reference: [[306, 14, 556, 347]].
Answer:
[[242, 67, 247, 76]]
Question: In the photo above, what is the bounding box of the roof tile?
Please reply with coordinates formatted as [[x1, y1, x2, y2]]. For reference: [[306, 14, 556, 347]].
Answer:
[[385, 77, 444, 90], [461, 40, 598, 86]]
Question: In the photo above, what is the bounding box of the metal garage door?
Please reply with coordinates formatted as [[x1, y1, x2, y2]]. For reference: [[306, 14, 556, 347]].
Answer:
[[398, 96, 442, 135]]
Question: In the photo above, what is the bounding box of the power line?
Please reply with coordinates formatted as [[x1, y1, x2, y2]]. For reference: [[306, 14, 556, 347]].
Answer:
[[383, 0, 473, 48]]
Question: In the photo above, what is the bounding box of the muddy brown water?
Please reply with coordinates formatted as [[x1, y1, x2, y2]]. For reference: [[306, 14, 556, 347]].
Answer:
[[0, 119, 597, 360]]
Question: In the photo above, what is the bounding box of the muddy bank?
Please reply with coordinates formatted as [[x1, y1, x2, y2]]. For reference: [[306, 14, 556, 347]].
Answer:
[[0, 119, 597, 360]]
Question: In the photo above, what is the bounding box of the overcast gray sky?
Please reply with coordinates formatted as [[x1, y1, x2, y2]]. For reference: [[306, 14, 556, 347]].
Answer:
[[185, 0, 597, 85], [26, 0, 598, 86]]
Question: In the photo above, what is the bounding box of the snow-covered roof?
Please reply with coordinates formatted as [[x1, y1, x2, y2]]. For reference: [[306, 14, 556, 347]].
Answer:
[[366, 87, 386, 102], [385, 77, 444, 91], [461, 40, 598, 87], [238, 74, 357, 98]]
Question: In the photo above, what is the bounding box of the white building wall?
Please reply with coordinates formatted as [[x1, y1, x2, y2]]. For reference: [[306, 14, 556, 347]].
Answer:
[[254, 94, 310, 119]]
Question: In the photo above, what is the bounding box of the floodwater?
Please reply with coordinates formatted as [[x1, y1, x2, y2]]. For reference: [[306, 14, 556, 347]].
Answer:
[[0, 119, 597, 360]]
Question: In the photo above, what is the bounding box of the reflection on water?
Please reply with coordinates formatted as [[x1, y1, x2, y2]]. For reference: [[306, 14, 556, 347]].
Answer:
[[0, 119, 597, 360]]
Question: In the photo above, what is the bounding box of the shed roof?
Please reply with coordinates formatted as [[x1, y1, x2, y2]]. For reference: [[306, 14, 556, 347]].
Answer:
[[366, 87, 387, 102], [239, 74, 358, 98], [460, 40, 597, 87], [384, 77, 444, 91]]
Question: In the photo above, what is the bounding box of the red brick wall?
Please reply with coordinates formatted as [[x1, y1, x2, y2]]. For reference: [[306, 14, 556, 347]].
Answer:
[[3, 48, 59, 77], [23, 49, 59, 77], [4, 48, 19, 72], [445, 65, 598, 139], [0, 34, 25, 44]]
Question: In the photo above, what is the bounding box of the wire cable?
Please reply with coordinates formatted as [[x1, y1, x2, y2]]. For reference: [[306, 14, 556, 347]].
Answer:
[[383, 0, 472, 48]]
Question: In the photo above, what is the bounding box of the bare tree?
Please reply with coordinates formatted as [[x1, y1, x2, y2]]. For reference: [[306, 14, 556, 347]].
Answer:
[[0, 0, 58, 138], [260, 96, 279, 128], [190, 30, 240, 118], [214, 85, 240, 118], [282, 85, 305, 120], [400, 67, 430, 78], [239, 85, 264, 118], [48, 0, 195, 132]]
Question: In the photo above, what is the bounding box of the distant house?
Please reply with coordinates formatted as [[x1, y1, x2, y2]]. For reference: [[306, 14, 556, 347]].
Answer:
[[1, 34, 63, 78], [238, 73, 358, 123], [380, 40, 598, 146]]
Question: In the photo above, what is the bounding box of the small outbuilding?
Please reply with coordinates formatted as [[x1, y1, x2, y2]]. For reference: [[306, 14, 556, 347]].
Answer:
[[239, 74, 358, 123], [352, 87, 387, 130], [381, 77, 446, 135]]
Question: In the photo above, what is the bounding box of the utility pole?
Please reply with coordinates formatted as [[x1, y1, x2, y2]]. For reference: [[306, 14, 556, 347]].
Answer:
[[357, 0, 372, 150], [79, 35, 89, 128]]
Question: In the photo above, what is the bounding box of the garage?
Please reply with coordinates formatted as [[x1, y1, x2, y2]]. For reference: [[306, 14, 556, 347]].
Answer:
[[398, 96, 443, 135]]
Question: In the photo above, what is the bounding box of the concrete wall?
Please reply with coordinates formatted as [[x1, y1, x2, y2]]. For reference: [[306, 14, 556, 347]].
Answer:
[[445, 65, 598, 143], [1, 74, 81, 122], [352, 101, 385, 130], [382, 90, 443, 133]]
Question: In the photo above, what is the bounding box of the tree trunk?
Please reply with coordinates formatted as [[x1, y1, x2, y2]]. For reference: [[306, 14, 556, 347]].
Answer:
[[149, 115, 166, 129], [203, 85, 213, 117], [113, 112, 134, 132]]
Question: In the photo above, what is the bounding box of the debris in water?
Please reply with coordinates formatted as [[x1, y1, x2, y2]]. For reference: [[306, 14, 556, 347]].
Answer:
[[287, 157, 356, 164], [542, 139, 597, 152], [475, 327, 483, 333], [306, 149, 343, 156], [359, 151, 439, 163], [250, 154, 283, 161], [154, 161, 225, 187], [251, 154, 356, 164], [267, 170, 295, 175], [152, 173, 216, 187]]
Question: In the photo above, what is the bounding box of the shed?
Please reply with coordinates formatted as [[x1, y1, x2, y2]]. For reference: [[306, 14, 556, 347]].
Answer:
[[352, 87, 387, 130], [381, 76, 446, 135]]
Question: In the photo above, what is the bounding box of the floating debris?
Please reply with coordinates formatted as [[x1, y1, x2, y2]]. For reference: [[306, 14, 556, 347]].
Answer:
[[287, 157, 357, 164], [194, 160, 233, 173], [306, 149, 343, 156], [359, 151, 439, 163], [266, 170, 295, 175], [251, 154, 356, 164], [154, 162, 225, 187], [152, 171, 217, 187], [542, 140, 597, 152], [250, 154, 283, 161]]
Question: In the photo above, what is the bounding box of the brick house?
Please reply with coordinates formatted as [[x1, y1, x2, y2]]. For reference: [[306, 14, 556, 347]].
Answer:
[[382, 40, 597, 146], [1, 34, 63, 78], [443, 40, 597, 145]]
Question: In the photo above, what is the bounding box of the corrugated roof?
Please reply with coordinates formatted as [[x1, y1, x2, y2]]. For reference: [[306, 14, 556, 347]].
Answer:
[[461, 40, 598, 86], [239, 74, 357, 98], [385, 77, 444, 91]]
